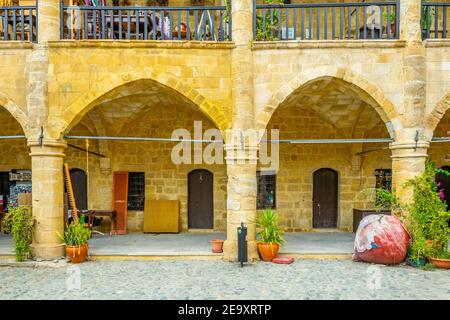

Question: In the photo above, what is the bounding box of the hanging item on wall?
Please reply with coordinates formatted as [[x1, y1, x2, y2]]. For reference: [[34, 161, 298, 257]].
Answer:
[[9, 185, 32, 208]]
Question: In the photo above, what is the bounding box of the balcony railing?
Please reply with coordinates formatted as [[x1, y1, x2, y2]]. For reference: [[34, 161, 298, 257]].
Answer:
[[422, 2, 449, 39], [60, 3, 231, 41], [0, 5, 37, 42], [253, 1, 399, 41]]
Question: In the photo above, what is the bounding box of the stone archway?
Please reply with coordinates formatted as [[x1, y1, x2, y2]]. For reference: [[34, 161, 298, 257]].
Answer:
[[59, 71, 229, 136], [256, 66, 400, 138], [424, 91, 450, 140], [0, 92, 29, 136]]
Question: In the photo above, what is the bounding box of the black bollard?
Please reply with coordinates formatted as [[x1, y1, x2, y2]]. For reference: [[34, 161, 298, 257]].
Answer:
[[237, 222, 248, 267]]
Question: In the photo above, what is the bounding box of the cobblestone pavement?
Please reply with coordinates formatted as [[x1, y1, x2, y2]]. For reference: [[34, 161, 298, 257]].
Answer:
[[1, 259, 449, 300]]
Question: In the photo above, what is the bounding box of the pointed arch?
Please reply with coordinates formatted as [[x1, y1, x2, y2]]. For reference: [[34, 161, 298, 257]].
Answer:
[[0, 92, 29, 136]]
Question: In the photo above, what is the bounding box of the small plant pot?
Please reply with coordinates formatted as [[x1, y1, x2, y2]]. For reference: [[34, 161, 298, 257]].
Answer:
[[428, 257, 450, 269], [257, 243, 279, 262], [406, 256, 427, 268], [66, 244, 88, 263], [211, 239, 224, 253]]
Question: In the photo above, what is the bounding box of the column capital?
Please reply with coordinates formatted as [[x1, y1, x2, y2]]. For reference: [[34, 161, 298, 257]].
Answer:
[[28, 139, 67, 158]]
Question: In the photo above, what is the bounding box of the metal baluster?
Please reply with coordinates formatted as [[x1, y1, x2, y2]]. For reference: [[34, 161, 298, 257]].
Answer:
[[31, 8, 34, 42], [363, 5, 367, 39], [270, 8, 273, 39], [84, 9, 88, 40], [387, 5, 391, 39], [169, 10, 173, 40], [12, 9, 16, 40], [380, 5, 383, 39], [177, 10, 181, 40], [127, 10, 131, 39], [301, 7, 304, 40], [119, 9, 122, 40], [324, 7, 327, 40], [426, 5, 431, 39], [110, 9, 114, 39], [262, 8, 266, 40], [371, 6, 375, 39], [136, 9, 140, 40], [212, 10, 216, 40], [202, 9, 206, 40], [277, 8, 281, 40], [355, 6, 358, 40], [60, 2, 64, 39], [152, 10, 156, 40], [443, 5, 447, 39], [93, 10, 97, 39], [340, 6, 343, 40], [101, 8, 106, 39], [316, 7, 320, 40], [347, 6, 351, 39], [186, 10, 190, 41], [3, 9, 7, 41], [194, 9, 198, 40], [144, 10, 148, 40], [435, 5, 439, 39], [293, 8, 297, 40], [219, 9, 223, 41], [286, 7, 289, 40], [21, 9, 24, 41], [309, 6, 312, 40], [332, 6, 336, 39]]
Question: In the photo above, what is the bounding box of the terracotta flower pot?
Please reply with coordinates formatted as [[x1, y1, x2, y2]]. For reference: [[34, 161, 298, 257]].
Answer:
[[257, 243, 279, 262], [211, 239, 224, 253], [428, 257, 450, 269], [66, 244, 88, 263]]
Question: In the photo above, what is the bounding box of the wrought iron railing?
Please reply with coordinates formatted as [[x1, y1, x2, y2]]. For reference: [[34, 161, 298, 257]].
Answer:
[[60, 2, 232, 41], [422, 2, 449, 39], [253, 1, 399, 41], [0, 5, 37, 42]]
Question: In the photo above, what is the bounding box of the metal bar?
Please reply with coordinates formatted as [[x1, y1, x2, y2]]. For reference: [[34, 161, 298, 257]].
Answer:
[[355, 6, 358, 39], [277, 8, 281, 39], [169, 10, 173, 40], [211, 9, 215, 40], [363, 5, 367, 39], [144, 10, 148, 40], [12, 9, 16, 40], [293, 8, 297, 40], [395, 0, 399, 38], [65, 135, 223, 143], [427, 5, 431, 39], [202, 9, 206, 40], [119, 9, 122, 39], [301, 7, 304, 39], [3, 9, 7, 41], [371, 6, 375, 39], [0, 135, 26, 139], [127, 9, 131, 39], [93, 9, 97, 39], [332, 6, 335, 39], [262, 8, 266, 40], [340, 6, 343, 39], [68, 143, 106, 158], [136, 9, 140, 39], [84, 9, 88, 39], [379, 4, 383, 38], [444, 6, 447, 39], [253, 0, 256, 39], [308, 6, 312, 39], [101, 8, 106, 39], [347, 6, 351, 39], [435, 5, 439, 38], [219, 9, 223, 40], [286, 7, 289, 40], [387, 5, 391, 39], [186, 10, 190, 40], [270, 8, 273, 39], [194, 9, 198, 40], [316, 7, 320, 40], [177, 9, 181, 40], [110, 9, 114, 39], [324, 7, 327, 40], [20, 9, 24, 41], [152, 10, 156, 40], [60, 0, 64, 39]]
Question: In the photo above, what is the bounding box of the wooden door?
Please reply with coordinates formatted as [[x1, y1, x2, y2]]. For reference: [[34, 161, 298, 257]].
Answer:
[[69, 168, 88, 211], [313, 168, 338, 228], [113, 171, 129, 235], [188, 169, 213, 229]]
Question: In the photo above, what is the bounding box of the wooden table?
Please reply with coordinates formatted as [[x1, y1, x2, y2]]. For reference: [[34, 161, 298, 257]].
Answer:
[[81, 210, 118, 235]]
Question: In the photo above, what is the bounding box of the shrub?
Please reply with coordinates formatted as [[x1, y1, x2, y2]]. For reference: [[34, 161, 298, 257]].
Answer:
[[10, 206, 33, 262]]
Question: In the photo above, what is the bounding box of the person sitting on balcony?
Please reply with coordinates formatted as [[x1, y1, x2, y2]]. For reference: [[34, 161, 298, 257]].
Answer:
[[359, 5, 381, 39]]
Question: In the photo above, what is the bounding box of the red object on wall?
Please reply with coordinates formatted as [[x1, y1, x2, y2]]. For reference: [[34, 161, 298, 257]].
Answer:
[[113, 171, 128, 235], [353, 214, 410, 265]]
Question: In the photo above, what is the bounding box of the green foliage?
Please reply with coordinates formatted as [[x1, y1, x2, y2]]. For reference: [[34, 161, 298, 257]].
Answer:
[[253, 208, 284, 246], [405, 161, 450, 259], [421, 5, 435, 32], [57, 215, 91, 246], [382, 11, 395, 24], [374, 187, 404, 216], [10, 206, 33, 262], [1, 210, 13, 234], [255, 0, 284, 41]]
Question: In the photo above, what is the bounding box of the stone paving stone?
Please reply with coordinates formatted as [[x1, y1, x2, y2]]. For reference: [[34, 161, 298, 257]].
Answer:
[[0, 260, 449, 300]]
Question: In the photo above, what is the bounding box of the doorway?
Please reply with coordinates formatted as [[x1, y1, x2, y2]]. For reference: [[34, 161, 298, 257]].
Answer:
[[69, 168, 88, 211], [313, 168, 338, 228], [188, 169, 214, 229], [435, 166, 450, 226]]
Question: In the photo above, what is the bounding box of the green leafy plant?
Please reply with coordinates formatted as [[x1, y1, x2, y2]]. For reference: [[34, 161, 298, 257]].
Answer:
[[382, 11, 396, 25], [253, 208, 284, 246], [255, 0, 284, 41], [421, 5, 435, 35], [57, 215, 91, 247], [1, 210, 12, 234], [10, 206, 33, 262]]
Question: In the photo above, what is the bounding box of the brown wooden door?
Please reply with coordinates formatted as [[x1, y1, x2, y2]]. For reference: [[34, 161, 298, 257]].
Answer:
[[113, 171, 129, 235], [188, 169, 213, 229], [313, 168, 338, 228], [69, 168, 88, 211]]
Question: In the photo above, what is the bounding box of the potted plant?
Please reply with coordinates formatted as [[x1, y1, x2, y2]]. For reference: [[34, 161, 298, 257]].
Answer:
[[58, 215, 91, 263], [253, 208, 284, 261], [211, 239, 224, 253]]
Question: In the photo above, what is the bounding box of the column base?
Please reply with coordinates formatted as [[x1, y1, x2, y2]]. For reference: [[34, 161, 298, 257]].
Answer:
[[31, 243, 65, 260], [222, 239, 259, 262]]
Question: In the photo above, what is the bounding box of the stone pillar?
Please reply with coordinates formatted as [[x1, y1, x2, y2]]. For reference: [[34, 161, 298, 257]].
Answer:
[[28, 139, 67, 260], [390, 141, 429, 203], [222, 0, 258, 261], [37, 0, 61, 43]]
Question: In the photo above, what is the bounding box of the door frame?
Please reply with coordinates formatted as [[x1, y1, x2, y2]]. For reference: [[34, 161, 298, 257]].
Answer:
[[312, 167, 339, 229], [188, 169, 214, 230]]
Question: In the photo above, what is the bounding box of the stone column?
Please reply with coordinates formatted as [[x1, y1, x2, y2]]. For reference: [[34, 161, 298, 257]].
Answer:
[[390, 141, 429, 203], [28, 139, 67, 260], [222, 0, 258, 261], [37, 0, 61, 43]]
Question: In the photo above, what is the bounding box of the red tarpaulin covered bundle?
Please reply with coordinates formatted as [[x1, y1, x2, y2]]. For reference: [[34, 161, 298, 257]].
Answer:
[[353, 214, 410, 265]]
